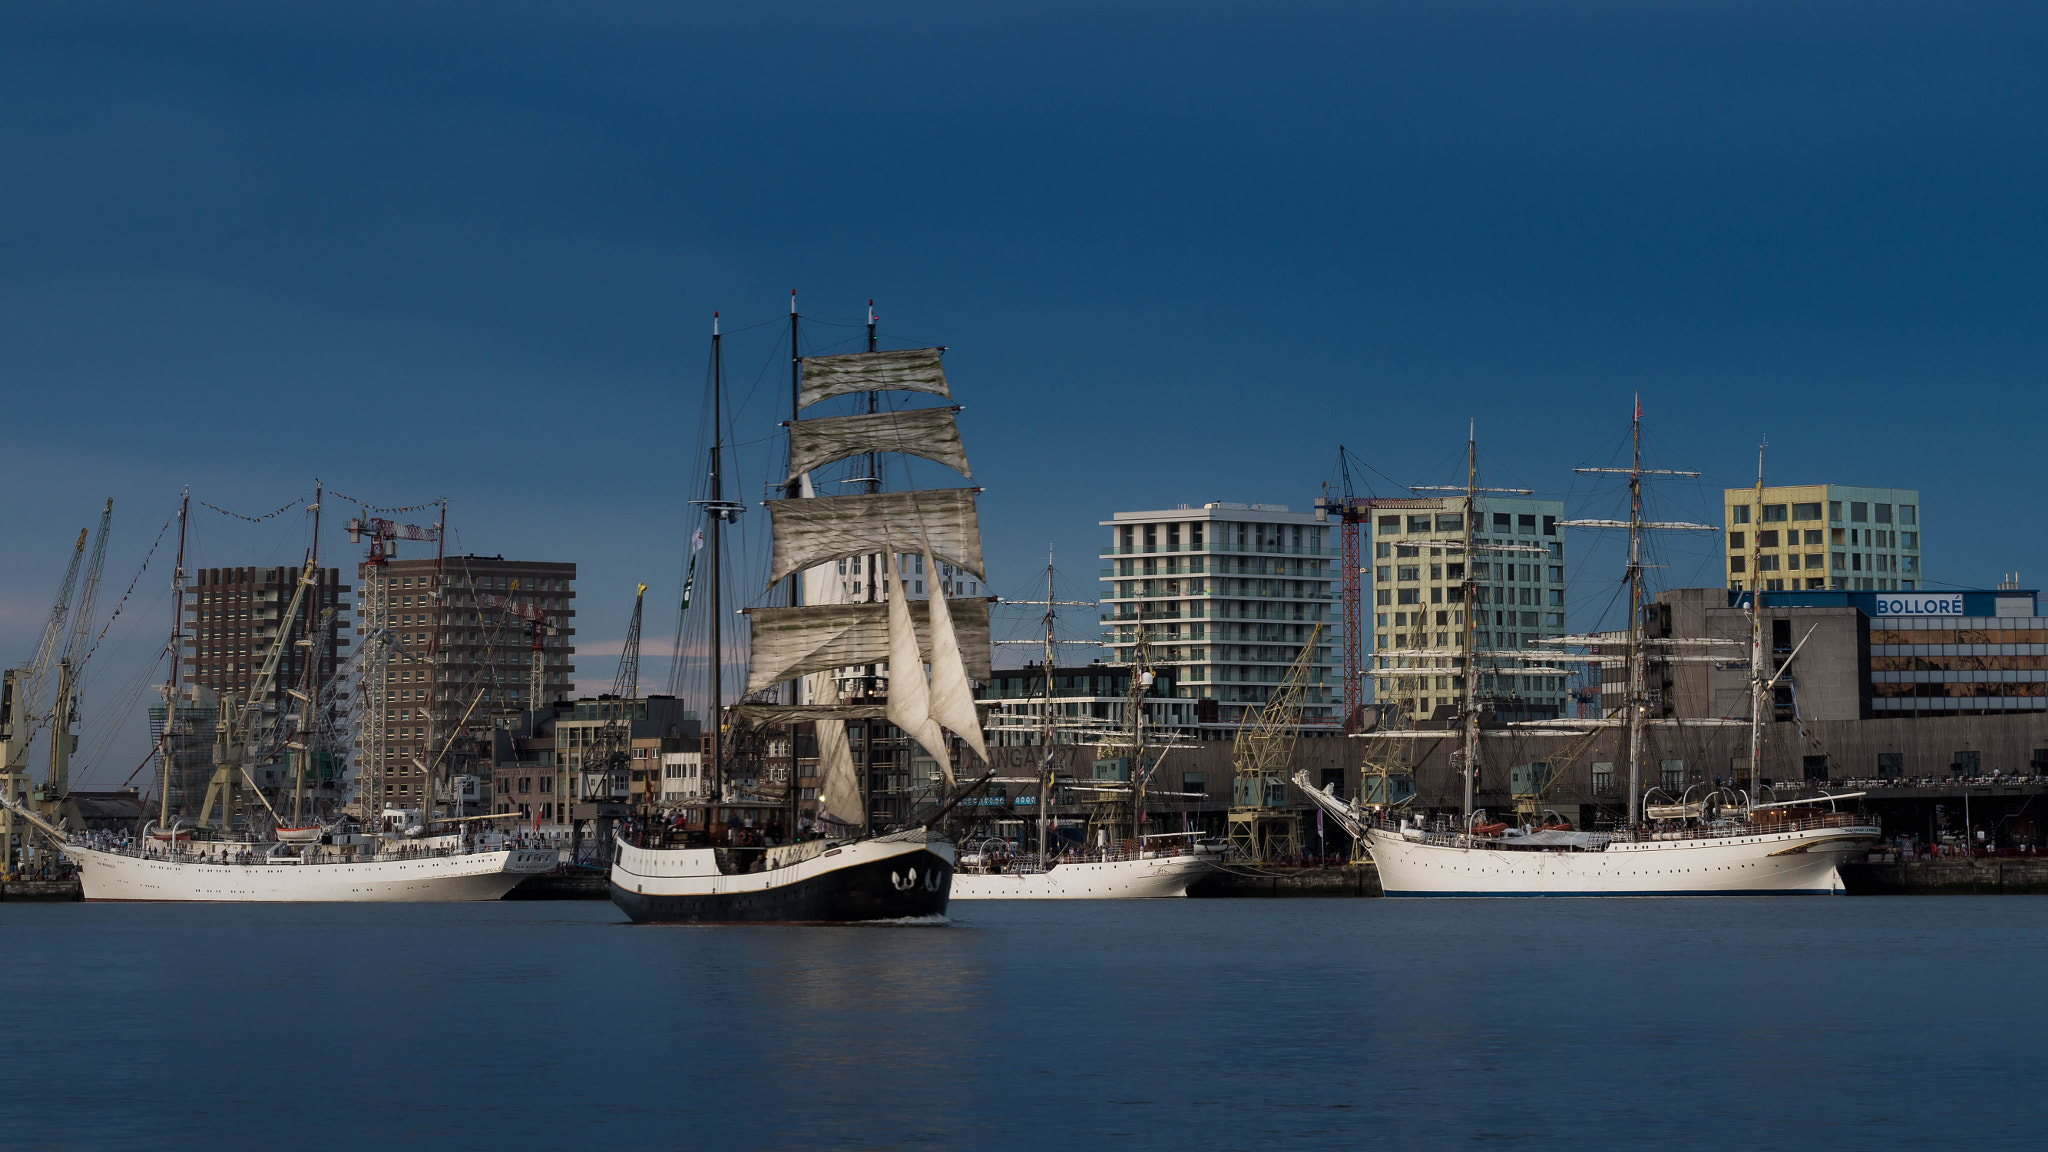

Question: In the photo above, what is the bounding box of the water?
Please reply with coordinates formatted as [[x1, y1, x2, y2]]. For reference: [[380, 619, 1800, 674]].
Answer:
[[2, 896, 2038, 1150]]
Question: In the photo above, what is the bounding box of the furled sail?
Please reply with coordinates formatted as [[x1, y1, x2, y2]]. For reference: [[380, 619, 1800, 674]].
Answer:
[[767, 489, 983, 588], [784, 408, 970, 484], [797, 347, 948, 410], [733, 702, 893, 725], [745, 599, 991, 695], [922, 550, 988, 766]]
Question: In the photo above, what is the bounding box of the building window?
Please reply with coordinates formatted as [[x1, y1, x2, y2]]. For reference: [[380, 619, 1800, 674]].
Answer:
[[1659, 760, 1684, 793], [1762, 504, 1787, 522], [1729, 532, 1745, 550], [1900, 505, 1916, 525], [1543, 515, 1557, 536], [1378, 516, 1400, 532], [1493, 513, 1511, 530], [1851, 502, 1868, 522], [1757, 530, 1778, 548], [1408, 516, 1431, 533], [1875, 504, 1892, 524], [1832, 553, 1846, 570], [1518, 514, 1536, 534], [1435, 514, 1463, 532], [1591, 763, 1614, 794], [1793, 502, 1822, 521], [1397, 566, 1420, 581], [1729, 556, 1746, 573], [1730, 505, 1750, 525], [1876, 752, 1903, 778], [1829, 501, 1842, 523]]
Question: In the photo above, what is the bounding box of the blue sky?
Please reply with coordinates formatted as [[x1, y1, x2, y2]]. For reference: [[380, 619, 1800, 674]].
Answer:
[[5, 2, 2046, 787]]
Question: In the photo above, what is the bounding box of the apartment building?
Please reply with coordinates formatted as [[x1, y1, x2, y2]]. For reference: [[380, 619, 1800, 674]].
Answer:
[[1100, 503, 1338, 729], [1724, 485, 1921, 593], [1366, 496, 1569, 722]]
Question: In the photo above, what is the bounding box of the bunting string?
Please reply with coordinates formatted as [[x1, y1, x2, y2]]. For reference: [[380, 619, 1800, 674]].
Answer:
[[198, 497, 305, 522]]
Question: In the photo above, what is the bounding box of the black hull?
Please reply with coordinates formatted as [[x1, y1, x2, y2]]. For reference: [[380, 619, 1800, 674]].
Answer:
[[611, 848, 953, 924]]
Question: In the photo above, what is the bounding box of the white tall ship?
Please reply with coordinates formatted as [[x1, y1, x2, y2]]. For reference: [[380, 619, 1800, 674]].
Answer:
[[28, 488, 554, 902], [951, 560, 1216, 900], [1303, 407, 1878, 897]]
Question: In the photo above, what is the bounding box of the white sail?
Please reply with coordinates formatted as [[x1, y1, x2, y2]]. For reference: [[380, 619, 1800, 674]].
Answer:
[[797, 347, 948, 410], [923, 550, 987, 766], [767, 489, 983, 587], [784, 408, 970, 484], [885, 551, 953, 788], [746, 600, 991, 694], [809, 669, 863, 831]]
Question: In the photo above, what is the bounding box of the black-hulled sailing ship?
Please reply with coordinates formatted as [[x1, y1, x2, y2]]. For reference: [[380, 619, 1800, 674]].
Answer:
[[609, 297, 989, 923]]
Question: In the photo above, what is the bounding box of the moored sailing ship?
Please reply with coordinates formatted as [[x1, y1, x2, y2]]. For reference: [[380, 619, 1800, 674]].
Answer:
[[1301, 405, 1879, 896]]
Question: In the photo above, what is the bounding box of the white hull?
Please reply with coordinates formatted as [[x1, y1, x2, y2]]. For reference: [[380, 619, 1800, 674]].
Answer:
[[950, 853, 1213, 900], [1366, 823, 1879, 897], [64, 844, 560, 903]]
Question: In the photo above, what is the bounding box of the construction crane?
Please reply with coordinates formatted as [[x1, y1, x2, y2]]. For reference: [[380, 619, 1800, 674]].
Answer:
[[45, 499, 113, 810], [476, 588, 555, 715], [2, 523, 90, 874], [1225, 621, 1323, 863], [1315, 449, 1373, 734]]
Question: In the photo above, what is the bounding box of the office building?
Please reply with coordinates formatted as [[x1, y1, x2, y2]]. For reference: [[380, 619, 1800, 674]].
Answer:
[[1365, 496, 1569, 722], [1100, 503, 1338, 729], [1724, 485, 1921, 593]]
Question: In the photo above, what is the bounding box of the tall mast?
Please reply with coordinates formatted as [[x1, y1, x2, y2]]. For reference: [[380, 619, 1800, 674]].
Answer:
[[1748, 444, 1766, 801], [161, 488, 190, 828], [292, 481, 324, 828], [708, 313, 725, 804], [1461, 423, 1478, 824], [787, 291, 802, 838], [1625, 399, 1646, 827], [422, 497, 447, 826], [863, 301, 879, 836], [1041, 550, 1056, 861]]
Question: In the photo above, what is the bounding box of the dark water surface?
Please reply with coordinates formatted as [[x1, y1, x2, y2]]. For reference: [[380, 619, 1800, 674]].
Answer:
[[2, 896, 2039, 1150]]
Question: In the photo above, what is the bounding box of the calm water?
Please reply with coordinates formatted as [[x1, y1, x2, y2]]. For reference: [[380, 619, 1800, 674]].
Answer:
[[2, 896, 2040, 1150]]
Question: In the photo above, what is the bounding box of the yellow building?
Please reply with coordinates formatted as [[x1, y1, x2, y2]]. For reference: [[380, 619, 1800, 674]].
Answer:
[[1724, 485, 1921, 592]]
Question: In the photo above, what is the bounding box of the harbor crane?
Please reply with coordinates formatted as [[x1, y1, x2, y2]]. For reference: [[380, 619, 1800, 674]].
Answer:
[[46, 500, 113, 811], [2, 520, 91, 874], [1226, 622, 1323, 864]]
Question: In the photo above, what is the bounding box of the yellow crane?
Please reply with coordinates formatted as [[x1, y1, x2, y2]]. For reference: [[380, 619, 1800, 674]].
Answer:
[[1226, 622, 1322, 863]]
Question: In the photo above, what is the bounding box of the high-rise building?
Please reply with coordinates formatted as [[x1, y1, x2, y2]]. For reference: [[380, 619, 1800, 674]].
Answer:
[[1099, 503, 1338, 730], [180, 565, 351, 796], [1364, 495, 1569, 723], [353, 555, 576, 808], [1723, 485, 1922, 593]]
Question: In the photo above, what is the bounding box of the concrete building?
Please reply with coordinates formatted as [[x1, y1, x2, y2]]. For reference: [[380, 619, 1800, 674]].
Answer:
[[180, 565, 350, 800], [354, 555, 575, 808], [1099, 503, 1338, 729], [487, 694, 698, 853], [1365, 496, 1569, 723], [1724, 484, 1921, 593]]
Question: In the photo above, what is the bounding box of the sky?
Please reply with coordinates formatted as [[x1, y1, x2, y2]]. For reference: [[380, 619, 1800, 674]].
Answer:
[[5, 1, 2047, 789]]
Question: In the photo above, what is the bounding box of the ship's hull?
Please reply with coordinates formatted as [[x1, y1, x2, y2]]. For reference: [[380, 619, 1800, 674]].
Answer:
[[609, 833, 953, 924], [950, 853, 1213, 899], [1366, 823, 1880, 896], [64, 844, 560, 902]]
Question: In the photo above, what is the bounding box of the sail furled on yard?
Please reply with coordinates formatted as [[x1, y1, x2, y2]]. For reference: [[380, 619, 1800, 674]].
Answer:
[[884, 552, 954, 786], [745, 599, 991, 695], [797, 347, 948, 410], [783, 408, 970, 484], [923, 551, 987, 767], [767, 489, 984, 588]]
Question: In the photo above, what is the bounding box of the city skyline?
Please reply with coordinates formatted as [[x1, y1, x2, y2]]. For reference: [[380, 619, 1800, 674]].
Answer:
[[6, 3, 2048, 788]]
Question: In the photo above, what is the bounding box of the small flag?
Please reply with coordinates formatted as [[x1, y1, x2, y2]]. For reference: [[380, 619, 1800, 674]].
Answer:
[[680, 553, 698, 612], [691, 528, 704, 554]]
